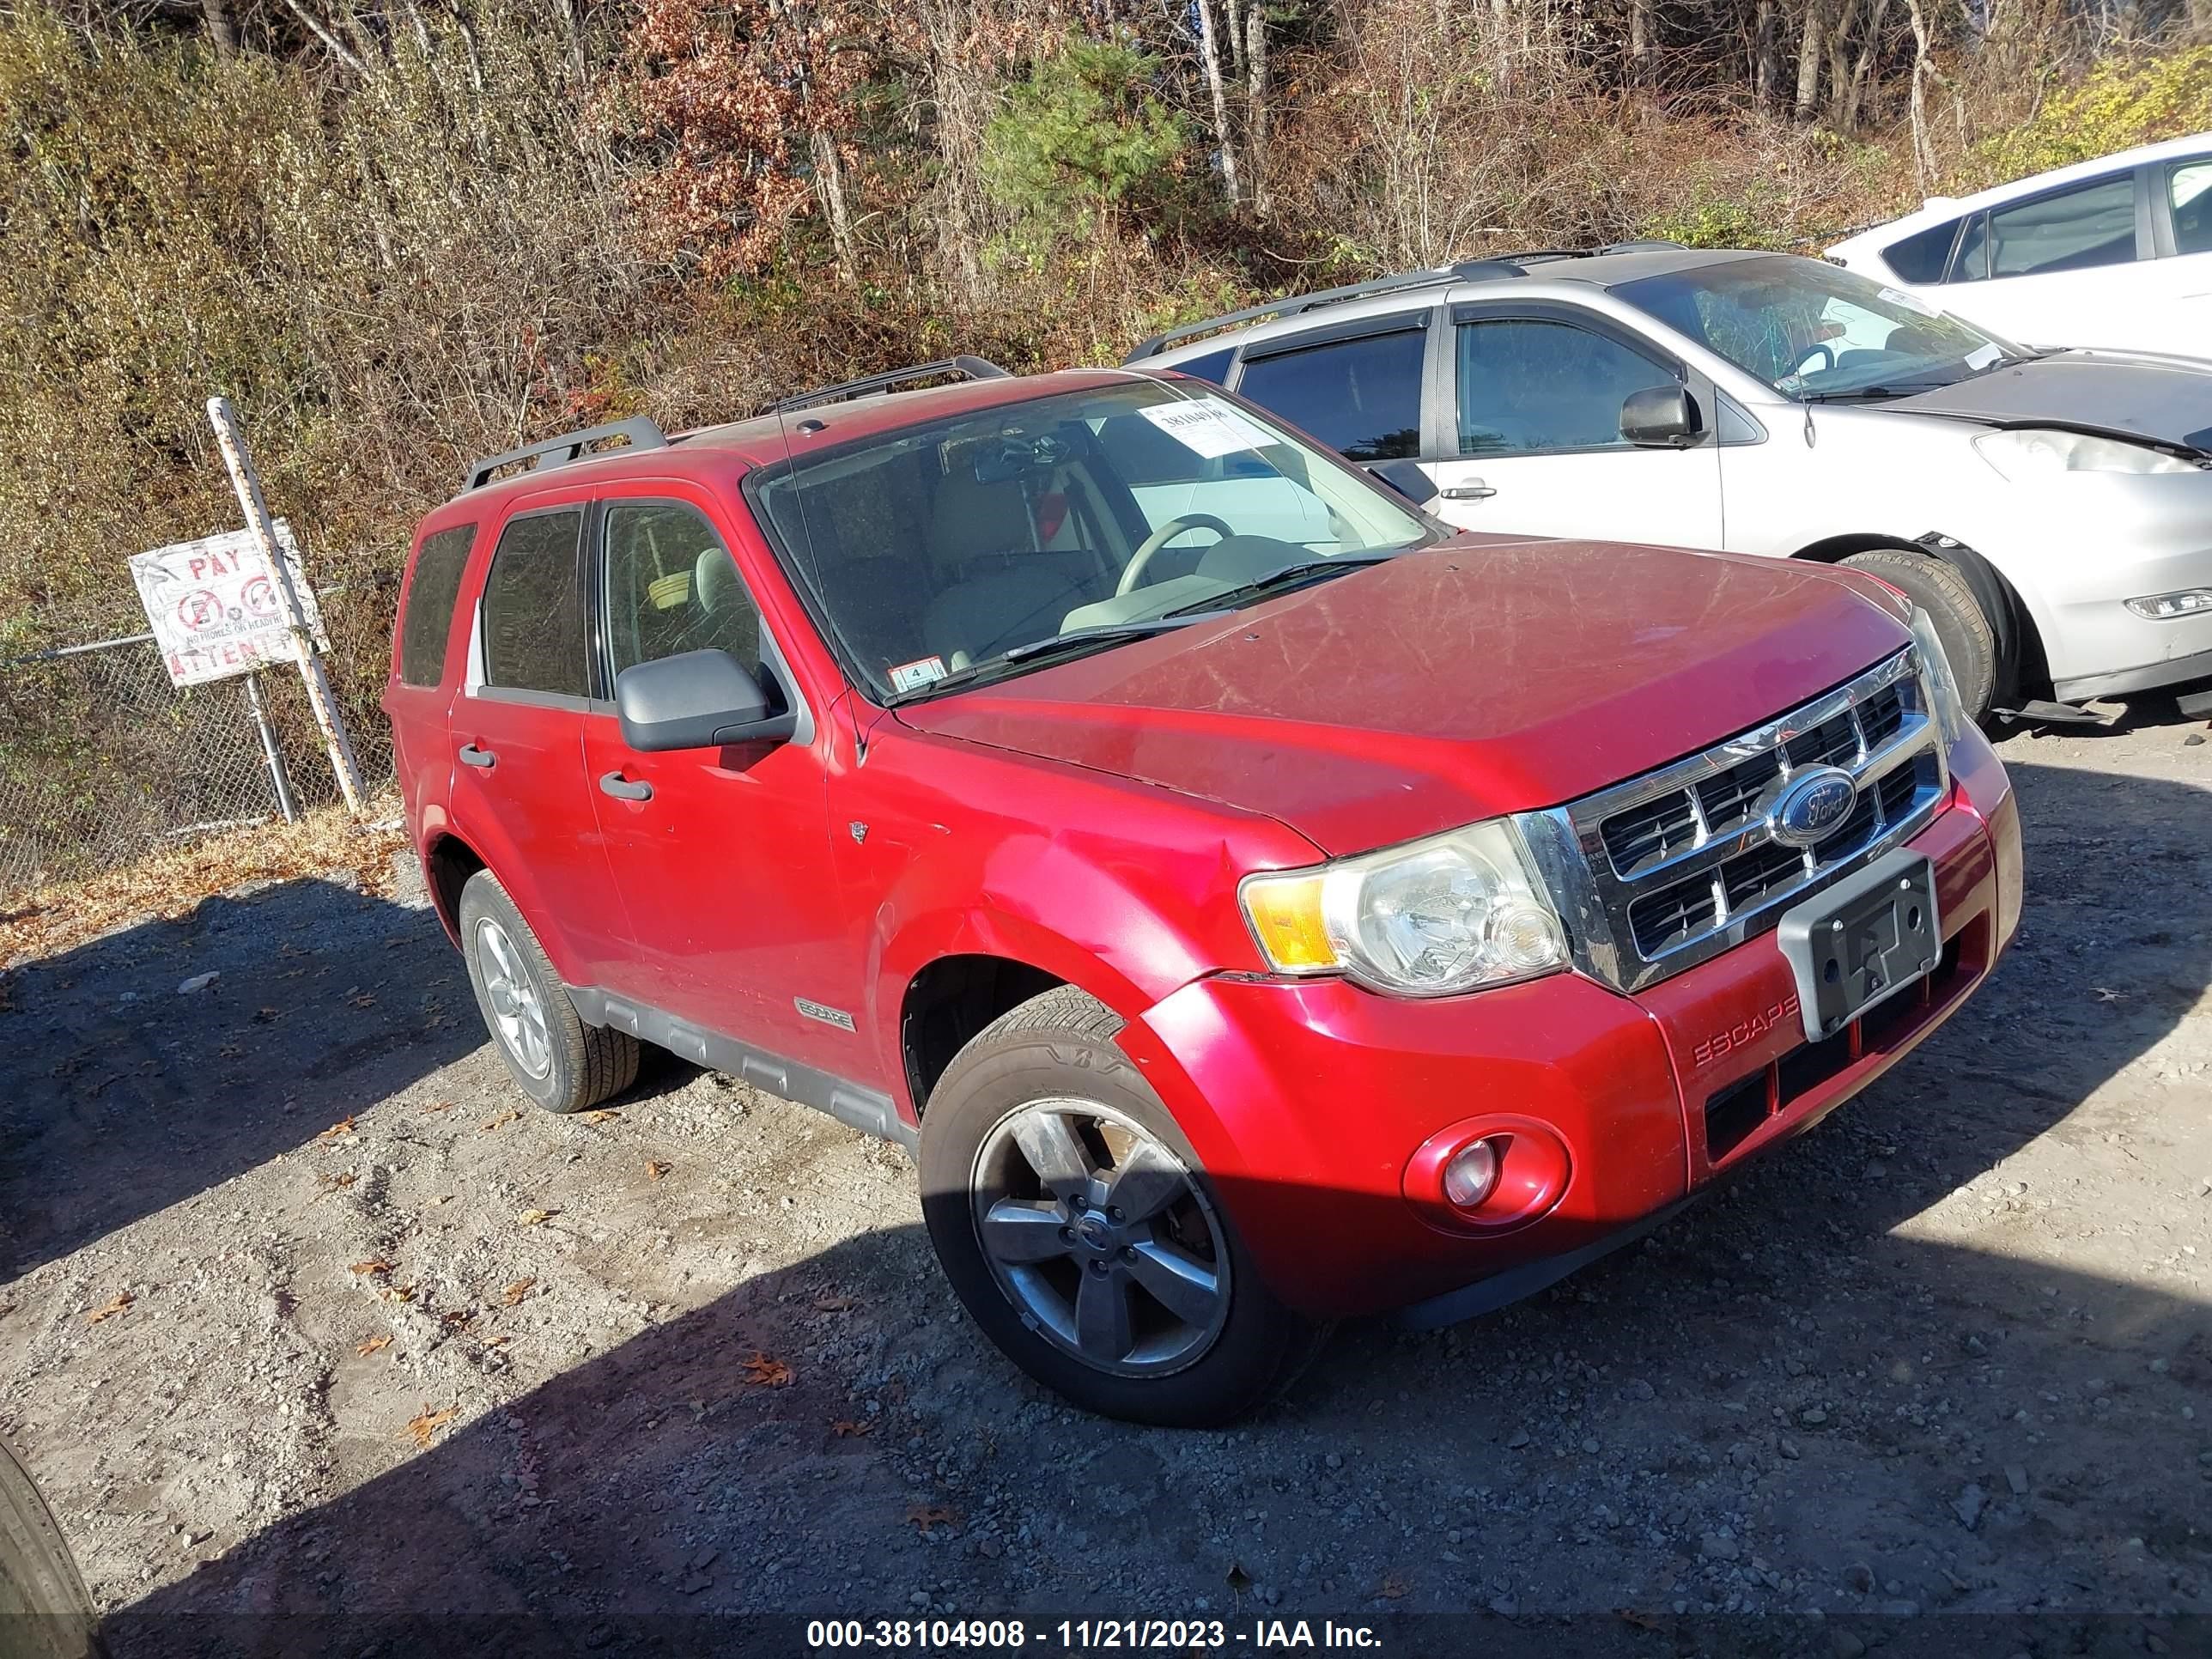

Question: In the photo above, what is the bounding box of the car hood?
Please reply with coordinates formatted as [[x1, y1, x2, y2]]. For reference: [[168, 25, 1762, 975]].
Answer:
[[1892, 351, 2212, 453], [895, 538, 1910, 855]]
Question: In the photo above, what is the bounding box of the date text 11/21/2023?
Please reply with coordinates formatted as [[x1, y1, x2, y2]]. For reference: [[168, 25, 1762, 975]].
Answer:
[[803, 1620, 1385, 1650]]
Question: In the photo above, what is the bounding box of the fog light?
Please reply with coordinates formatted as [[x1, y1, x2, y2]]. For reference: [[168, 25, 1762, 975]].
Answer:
[[1442, 1139, 1502, 1208], [2126, 588, 2212, 621]]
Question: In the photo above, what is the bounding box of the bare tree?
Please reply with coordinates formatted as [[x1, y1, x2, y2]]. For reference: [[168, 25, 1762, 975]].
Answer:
[[1195, 0, 1243, 205]]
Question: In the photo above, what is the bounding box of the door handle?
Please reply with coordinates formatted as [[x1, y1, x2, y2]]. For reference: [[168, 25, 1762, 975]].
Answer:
[[1442, 481, 1497, 501], [599, 771, 653, 802], [458, 744, 496, 769]]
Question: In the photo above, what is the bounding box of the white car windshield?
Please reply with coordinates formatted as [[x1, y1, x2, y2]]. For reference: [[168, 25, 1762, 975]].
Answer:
[[750, 379, 1435, 701], [1617, 255, 2025, 402]]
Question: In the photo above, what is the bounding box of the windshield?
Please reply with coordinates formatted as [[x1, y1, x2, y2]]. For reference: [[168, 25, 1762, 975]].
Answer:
[[1615, 255, 2021, 401], [750, 378, 1436, 701]]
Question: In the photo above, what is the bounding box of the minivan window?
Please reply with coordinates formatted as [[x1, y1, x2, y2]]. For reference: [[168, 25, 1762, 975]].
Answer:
[[2168, 159, 2212, 255], [604, 503, 763, 679], [398, 523, 476, 687], [1456, 320, 1674, 456], [480, 509, 587, 697], [750, 380, 1433, 702], [1983, 173, 2138, 278], [1234, 329, 1425, 461]]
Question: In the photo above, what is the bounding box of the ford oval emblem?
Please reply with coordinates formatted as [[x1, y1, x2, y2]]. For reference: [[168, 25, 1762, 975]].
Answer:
[[1769, 766, 1858, 848]]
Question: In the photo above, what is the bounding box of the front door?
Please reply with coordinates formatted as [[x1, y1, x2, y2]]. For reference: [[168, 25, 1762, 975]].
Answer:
[[580, 493, 864, 1080], [1422, 312, 1725, 549]]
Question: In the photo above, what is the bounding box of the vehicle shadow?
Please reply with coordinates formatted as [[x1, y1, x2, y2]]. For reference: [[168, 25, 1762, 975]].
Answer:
[[90, 756, 2212, 1650], [0, 878, 477, 1280]]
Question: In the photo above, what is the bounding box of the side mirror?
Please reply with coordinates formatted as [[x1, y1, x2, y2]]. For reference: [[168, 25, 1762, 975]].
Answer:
[[1364, 459, 1440, 506], [616, 649, 795, 751], [1620, 384, 1704, 448]]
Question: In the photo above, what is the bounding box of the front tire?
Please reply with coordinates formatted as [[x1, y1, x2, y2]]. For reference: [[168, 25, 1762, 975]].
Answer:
[[458, 870, 638, 1115], [918, 986, 1323, 1426], [1840, 546, 1999, 718]]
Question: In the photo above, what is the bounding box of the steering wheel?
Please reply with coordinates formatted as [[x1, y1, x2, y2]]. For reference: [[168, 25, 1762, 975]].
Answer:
[[1794, 343, 1837, 377], [1116, 514, 1235, 598]]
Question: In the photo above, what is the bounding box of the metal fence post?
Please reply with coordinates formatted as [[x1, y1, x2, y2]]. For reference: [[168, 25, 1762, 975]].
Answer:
[[205, 395, 368, 814], [241, 671, 300, 823]]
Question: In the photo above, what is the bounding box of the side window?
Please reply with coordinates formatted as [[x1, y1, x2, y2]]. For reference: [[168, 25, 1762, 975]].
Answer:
[[398, 524, 476, 688], [604, 502, 763, 679], [1170, 347, 1236, 386], [1234, 327, 1424, 461], [2167, 159, 2212, 255], [1985, 174, 2138, 278], [1882, 217, 1963, 283], [1455, 320, 1675, 457], [479, 508, 587, 697]]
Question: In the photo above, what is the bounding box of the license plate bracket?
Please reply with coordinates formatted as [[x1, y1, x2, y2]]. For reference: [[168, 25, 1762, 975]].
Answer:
[[1776, 848, 1942, 1044]]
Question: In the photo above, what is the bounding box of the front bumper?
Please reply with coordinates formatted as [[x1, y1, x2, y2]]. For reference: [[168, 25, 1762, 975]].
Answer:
[[1121, 732, 2021, 1322]]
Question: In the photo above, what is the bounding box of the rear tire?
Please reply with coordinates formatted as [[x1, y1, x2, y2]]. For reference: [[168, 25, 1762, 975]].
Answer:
[[918, 985, 1325, 1426], [1840, 547, 1998, 718], [458, 870, 638, 1115]]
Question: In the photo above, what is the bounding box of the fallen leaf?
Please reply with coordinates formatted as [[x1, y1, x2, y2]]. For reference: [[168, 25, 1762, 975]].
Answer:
[[813, 1291, 857, 1313], [404, 1404, 457, 1449], [583, 1109, 621, 1123], [356, 1334, 392, 1357], [905, 1504, 957, 1532], [348, 993, 378, 1009], [441, 1310, 475, 1330], [831, 1419, 875, 1438], [349, 1259, 396, 1277], [84, 1291, 134, 1324], [515, 1208, 556, 1228], [316, 1115, 357, 1140], [422, 1100, 453, 1114], [380, 1284, 417, 1304], [314, 1171, 357, 1197], [482, 1334, 511, 1347], [254, 1006, 280, 1022], [1377, 1574, 1409, 1600], [646, 1159, 672, 1181], [501, 1278, 535, 1306], [1226, 1562, 1251, 1594], [738, 1352, 793, 1389], [480, 1109, 520, 1133]]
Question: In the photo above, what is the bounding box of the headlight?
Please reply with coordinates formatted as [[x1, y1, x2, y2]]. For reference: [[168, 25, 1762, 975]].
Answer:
[[1910, 607, 1970, 751], [1973, 428, 2198, 479], [1240, 819, 1567, 997]]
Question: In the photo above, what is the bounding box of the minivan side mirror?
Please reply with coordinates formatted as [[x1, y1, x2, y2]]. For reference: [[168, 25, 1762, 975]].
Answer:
[[1620, 384, 1704, 448], [616, 649, 796, 751]]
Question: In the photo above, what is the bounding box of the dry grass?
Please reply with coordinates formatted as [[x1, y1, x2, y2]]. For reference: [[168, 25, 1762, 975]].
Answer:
[[0, 799, 410, 970]]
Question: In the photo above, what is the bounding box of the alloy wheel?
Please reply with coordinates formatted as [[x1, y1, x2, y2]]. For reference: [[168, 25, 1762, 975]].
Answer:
[[474, 915, 552, 1080]]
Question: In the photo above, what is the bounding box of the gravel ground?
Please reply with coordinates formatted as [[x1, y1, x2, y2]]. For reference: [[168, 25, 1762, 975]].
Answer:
[[1, 711, 2209, 1656]]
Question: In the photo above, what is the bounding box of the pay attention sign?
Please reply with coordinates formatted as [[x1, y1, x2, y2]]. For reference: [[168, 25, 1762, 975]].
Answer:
[[129, 521, 331, 688]]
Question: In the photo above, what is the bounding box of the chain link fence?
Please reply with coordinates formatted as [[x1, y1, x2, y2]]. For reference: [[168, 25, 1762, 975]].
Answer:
[[0, 630, 394, 892]]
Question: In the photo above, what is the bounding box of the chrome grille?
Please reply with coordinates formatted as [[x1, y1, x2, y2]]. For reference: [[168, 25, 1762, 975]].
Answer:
[[1519, 650, 1948, 993]]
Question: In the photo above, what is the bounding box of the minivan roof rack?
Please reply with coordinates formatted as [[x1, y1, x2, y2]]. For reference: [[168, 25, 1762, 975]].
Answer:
[[769, 356, 1012, 415], [1122, 260, 1523, 362], [463, 416, 667, 492]]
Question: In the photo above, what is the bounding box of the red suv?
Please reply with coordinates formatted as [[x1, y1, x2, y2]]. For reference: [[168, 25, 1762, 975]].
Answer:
[[386, 361, 2022, 1425]]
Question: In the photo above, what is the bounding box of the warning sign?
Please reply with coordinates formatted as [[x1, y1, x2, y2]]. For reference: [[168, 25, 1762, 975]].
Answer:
[[129, 521, 331, 688]]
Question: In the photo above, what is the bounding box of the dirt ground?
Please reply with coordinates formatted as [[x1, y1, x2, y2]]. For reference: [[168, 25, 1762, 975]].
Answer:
[[1, 709, 2208, 1658]]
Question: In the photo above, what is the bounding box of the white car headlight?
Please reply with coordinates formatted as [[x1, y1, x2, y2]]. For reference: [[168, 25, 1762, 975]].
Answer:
[[1973, 428, 2199, 479], [1910, 607, 1970, 752], [1240, 819, 1568, 997]]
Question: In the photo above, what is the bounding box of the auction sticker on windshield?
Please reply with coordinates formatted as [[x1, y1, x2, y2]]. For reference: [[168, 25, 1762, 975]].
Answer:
[[889, 655, 948, 693], [1137, 397, 1278, 459]]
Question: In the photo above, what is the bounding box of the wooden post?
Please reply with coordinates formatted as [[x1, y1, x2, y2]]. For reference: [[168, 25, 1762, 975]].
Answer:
[[206, 395, 367, 814]]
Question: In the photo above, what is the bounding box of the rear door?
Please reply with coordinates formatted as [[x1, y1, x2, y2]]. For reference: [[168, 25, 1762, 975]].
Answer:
[[1423, 306, 1724, 547], [384, 520, 477, 830], [447, 500, 633, 988], [2145, 152, 2212, 358], [580, 486, 862, 1079], [1942, 169, 2154, 349]]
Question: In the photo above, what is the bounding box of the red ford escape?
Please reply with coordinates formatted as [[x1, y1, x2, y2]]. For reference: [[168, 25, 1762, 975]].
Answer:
[[385, 360, 2022, 1425]]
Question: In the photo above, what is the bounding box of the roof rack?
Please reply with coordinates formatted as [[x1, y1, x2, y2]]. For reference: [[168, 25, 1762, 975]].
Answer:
[[769, 356, 1012, 415], [1123, 261, 1522, 362], [463, 416, 667, 493], [1121, 240, 1688, 362]]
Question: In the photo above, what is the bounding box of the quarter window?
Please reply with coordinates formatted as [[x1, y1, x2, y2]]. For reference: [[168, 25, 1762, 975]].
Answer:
[[479, 509, 587, 697], [398, 524, 476, 688], [1972, 174, 2138, 280], [1234, 328, 1424, 461], [2168, 159, 2212, 255], [1455, 320, 1675, 456], [1881, 217, 1964, 284], [603, 503, 763, 679], [1170, 347, 1237, 386]]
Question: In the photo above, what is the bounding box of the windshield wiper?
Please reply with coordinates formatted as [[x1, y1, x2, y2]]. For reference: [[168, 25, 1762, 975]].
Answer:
[[1799, 385, 1923, 404], [1164, 556, 1393, 618], [897, 616, 1222, 701]]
